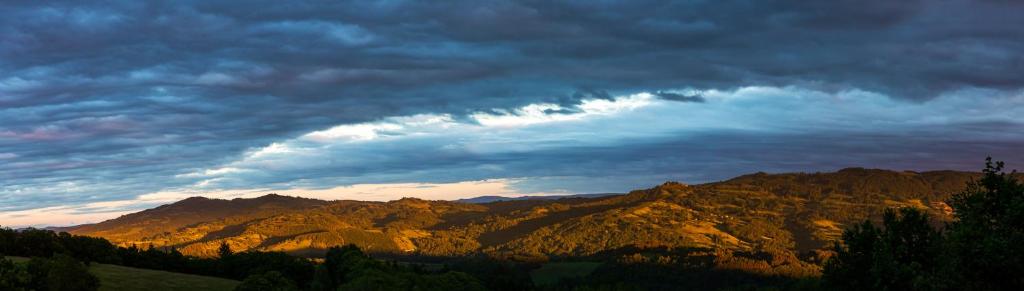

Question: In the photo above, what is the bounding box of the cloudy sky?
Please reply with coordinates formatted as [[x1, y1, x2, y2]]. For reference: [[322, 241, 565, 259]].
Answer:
[[2, 0, 1023, 227]]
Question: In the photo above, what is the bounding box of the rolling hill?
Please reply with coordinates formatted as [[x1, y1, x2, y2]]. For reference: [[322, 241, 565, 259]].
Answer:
[[68, 194, 329, 246], [66, 168, 981, 262]]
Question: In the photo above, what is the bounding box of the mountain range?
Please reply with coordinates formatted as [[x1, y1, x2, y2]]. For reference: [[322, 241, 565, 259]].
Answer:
[[66, 168, 980, 262], [454, 193, 621, 204]]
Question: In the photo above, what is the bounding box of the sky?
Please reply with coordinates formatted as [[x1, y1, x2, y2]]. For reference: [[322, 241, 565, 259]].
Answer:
[[2, 0, 1023, 227]]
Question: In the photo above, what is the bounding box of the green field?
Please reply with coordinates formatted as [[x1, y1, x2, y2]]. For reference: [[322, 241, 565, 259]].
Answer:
[[530, 261, 603, 286], [6, 256, 239, 291]]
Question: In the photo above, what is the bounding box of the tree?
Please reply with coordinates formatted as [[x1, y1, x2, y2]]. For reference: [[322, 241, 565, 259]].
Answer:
[[942, 157, 1024, 290], [234, 271, 298, 291], [445, 258, 534, 291], [318, 244, 486, 291], [822, 208, 941, 290], [0, 227, 17, 256], [22, 255, 100, 291], [0, 257, 32, 290], [337, 268, 404, 291], [322, 244, 372, 287], [14, 228, 63, 257], [45, 254, 101, 291], [309, 265, 332, 291], [219, 242, 234, 259], [824, 158, 1024, 290]]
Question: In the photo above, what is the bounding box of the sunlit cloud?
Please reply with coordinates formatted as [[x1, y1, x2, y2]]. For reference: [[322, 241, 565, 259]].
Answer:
[[471, 94, 654, 127], [175, 86, 1024, 195], [0, 179, 554, 227]]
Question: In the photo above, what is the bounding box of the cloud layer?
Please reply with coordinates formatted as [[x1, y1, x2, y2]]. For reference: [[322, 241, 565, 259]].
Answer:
[[2, 0, 1023, 226]]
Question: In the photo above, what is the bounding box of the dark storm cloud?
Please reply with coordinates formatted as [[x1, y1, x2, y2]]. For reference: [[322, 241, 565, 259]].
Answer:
[[654, 91, 705, 103], [1, 0, 1023, 215], [505, 130, 1024, 194]]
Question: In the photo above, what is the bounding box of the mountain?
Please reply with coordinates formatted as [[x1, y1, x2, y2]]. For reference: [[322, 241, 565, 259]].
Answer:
[[67, 194, 329, 245], [67, 168, 981, 261], [455, 193, 621, 204]]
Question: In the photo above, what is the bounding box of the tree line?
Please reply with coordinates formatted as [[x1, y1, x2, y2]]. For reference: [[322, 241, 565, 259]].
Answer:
[[0, 226, 494, 290]]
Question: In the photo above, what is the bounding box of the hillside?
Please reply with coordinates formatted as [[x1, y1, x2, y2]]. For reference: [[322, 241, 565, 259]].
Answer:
[[67, 169, 981, 262], [68, 194, 329, 246], [455, 193, 621, 204]]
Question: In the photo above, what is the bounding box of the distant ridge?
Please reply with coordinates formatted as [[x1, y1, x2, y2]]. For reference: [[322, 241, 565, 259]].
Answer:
[[65, 194, 329, 244], [455, 193, 622, 204]]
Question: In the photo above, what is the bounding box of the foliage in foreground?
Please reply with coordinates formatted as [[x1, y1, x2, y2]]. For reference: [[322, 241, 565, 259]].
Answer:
[[0, 226, 315, 288], [310, 244, 486, 291], [0, 254, 100, 291], [824, 158, 1024, 290]]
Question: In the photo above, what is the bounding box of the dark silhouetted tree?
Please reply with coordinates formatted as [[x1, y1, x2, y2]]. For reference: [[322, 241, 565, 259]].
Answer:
[[825, 158, 1024, 291], [823, 208, 942, 290], [942, 157, 1024, 290], [218, 242, 234, 259], [0, 257, 32, 290], [309, 265, 332, 291], [45, 254, 100, 291], [20, 255, 100, 291]]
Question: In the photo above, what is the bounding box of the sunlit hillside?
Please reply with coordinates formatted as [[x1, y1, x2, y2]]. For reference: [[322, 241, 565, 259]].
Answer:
[[67, 168, 982, 277]]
